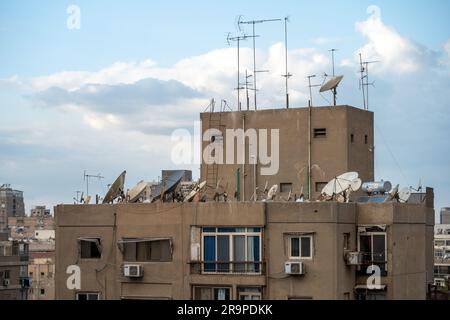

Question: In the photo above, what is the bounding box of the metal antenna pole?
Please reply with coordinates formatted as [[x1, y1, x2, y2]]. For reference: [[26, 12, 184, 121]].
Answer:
[[329, 49, 338, 106], [359, 53, 367, 110], [84, 171, 104, 197], [239, 18, 282, 110], [307, 75, 316, 106], [282, 17, 292, 109], [359, 53, 379, 110]]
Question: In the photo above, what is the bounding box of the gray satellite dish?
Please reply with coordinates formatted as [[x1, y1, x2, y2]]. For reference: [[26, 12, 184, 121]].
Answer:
[[350, 178, 362, 192], [103, 170, 126, 204], [398, 187, 411, 203], [319, 75, 344, 92], [388, 184, 399, 201], [127, 180, 148, 203]]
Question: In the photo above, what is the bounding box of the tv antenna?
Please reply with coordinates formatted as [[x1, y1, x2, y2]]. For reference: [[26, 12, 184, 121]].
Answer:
[[227, 33, 258, 111], [329, 49, 338, 77], [73, 190, 82, 204], [242, 70, 256, 111], [83, 170, 104, 198], [307, 75, 321, 106], [238, 16, 282, 110], [359, 53, 379, 110], [282, 16, 292, 109]]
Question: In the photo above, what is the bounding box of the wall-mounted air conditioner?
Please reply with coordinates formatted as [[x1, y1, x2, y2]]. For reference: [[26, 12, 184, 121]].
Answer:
[[285, 261, 305, 275], [123, 264, 144, 278], [3, 279, 10, 286], [345, 252, 363, 265]]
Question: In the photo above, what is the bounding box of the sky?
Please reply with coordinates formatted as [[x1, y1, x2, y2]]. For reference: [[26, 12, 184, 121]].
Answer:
[[0, 0, 449, 219]]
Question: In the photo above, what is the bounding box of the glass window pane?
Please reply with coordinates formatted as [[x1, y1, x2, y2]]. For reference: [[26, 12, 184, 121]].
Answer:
[[373, 234, 386, 263], [359, 235, 371, 263], [301, 237, 311, 258], [233, 235, 245, 273], [291, 238, 299, 257], [214, 288, 230, 300], [247, 236, 260, 272], [204, 236, 216, 272], [217, 235, 230, 272], [202, 227, 216, 232], [218, 228, 236, 233]]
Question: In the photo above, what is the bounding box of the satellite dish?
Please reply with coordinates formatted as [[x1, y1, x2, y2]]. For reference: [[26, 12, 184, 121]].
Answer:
[[263, 181, 269, 193], [321, 172, 359, 197], [350, 178, 362, 192], [387, 184, 399, 201], [184, 181, 207, 202], [103, 170, 126, 204], [266, 184, 278, 200], [398, 187, 411, 203], [127, 180, 148, 203], [319, 75, 344, 92], [84, 195, 91, 204], [151, 170, 185, 202]]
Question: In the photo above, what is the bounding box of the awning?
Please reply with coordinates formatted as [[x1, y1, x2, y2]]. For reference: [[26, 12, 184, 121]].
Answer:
[[117, 237, 172, 244], [283, 232, 316, 236], [77, 237, 101, 251], [358, 225, 387, 233], [355, 284, 387, 291]]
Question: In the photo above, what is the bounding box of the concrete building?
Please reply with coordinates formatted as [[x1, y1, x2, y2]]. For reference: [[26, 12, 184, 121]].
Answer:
[[0, 231, 30, 300], [434, 224, 450, 289], [28, 241, 55, 300], [200, 106, 374, 201], [441, 208, 450, 224], [8, 206, 55, 240], [54, 105, 434, 300], [0, 184, 25, 230]]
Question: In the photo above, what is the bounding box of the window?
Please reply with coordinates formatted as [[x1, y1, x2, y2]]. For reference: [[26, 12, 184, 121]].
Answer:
[[343, 233, 350, 250], [193, 286, 230, 300], [435, 240, 445, 246], [3, 270, 10, 279], [202, 227, 261, 273], [313, 128, 327, 138], [79, 238, 101, 259], [40, 288, 45, 295], [350, 134, 354, 143], [280, 183, 292, 193], [435, 249, 443, 258], [315, 182, 327, 193], [364, 135, 368, 144], [289, 235, 313, 259], [238, 287, 262, 300], [358, 232, 387, 274], [121, 238, 172, 262], [76, 292, 100, 300]]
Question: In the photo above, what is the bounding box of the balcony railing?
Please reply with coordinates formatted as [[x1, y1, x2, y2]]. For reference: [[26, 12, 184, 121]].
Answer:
[[189, 261, 265, 275]]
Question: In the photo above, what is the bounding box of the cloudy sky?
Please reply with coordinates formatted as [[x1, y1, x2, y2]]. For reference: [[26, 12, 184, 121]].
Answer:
[[0, 0, 449, 218]]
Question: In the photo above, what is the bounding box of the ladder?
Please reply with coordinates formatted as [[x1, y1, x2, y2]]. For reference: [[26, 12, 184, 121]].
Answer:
[[204, 110, 223, 200]]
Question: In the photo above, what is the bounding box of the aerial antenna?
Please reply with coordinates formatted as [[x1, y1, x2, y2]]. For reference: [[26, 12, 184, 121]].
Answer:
[[227, 33, 257, 111], [73, 190, 82, 204], [242, 70, 256, 111], [83, 170, 104, 198], [282, 16, 292, 109], [359, 53, 379, 110], [329, 49, 338, 77], [239, 17, 282, 110]]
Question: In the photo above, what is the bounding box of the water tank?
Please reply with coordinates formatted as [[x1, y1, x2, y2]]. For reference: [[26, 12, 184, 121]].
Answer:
[[361, 181, 392, 194]]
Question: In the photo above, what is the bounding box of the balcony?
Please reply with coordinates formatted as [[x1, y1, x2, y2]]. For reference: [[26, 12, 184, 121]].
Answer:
[[190, 261, 265, 275]]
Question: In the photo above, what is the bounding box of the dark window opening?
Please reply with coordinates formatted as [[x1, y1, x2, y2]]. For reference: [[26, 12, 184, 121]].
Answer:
[[365, 135, 368, 144], [122, 239, 172, 262], [351, 134, 354, 143], [280, 183, 292, 193], [344, 233, 350, 250], [40, 288, 45, 295], [76, 292, 100, 300], [79, 238, 101, 259], [315, 182, 327, 192], [313, 128, 327, 138], [193, 286, 231, 300]]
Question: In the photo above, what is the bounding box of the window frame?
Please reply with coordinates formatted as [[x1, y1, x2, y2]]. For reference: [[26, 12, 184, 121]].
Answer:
[[357, 231, 387, 273], [192, 285, 231, 300], [201, 227, 262, 274], [119, 238, 173, 263], [313, 128, 327, 138], [288, 235, 313, 260], [78, 237, 102, 260], [237, 286, 262, 300], [75, 292, 101, 300]]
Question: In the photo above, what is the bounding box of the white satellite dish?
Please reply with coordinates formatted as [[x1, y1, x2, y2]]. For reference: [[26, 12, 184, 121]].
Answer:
[[321, 172, 359, 197], [184, 181, 207, 202], [319, 75, 344, 93], [350, 178, 362, 192], [266, 184, 278, 201], [387, 184, 399, 201], [103, 170, 126, 204], [84, 195, 91, 204], [398, 187, 411, 203], [127, 180, 148, 203]]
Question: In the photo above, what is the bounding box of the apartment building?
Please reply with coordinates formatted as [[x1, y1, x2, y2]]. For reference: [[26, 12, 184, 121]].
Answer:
[[0, 184, 25, 231], [54, 105, 434, 300], [434, 224, 450, 289], [28, 241, 55, 300]]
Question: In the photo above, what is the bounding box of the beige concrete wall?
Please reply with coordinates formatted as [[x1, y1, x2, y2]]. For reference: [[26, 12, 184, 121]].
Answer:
[[200, 106, 374, 201]]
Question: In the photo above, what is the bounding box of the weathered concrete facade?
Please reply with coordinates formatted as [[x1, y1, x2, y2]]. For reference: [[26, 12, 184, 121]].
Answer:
[[54, 200, 433, 300]]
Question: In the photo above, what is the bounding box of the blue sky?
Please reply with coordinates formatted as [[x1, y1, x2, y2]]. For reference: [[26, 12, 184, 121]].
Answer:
[[0, 0, 449, 218]]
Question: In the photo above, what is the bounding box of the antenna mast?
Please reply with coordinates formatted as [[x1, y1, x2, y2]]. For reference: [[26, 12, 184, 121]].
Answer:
[[329, 49, 338, 106], [239, 17, 282, 110], [359, 53, 379, 110], [83, 170, 104, 198], [307, 75, 321, 107], [282, 17, 292, 109]]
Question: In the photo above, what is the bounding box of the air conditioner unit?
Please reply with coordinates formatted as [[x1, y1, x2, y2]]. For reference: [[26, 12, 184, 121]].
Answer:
[[123, 264, 143, 278], [3, 279, 10, 286], [285, 261, 305, 275], [345, 252, 363, 265]]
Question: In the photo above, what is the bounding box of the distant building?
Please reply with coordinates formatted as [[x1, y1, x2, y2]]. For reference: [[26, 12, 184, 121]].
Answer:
[[0, 184, 25, 230], [434, 224, 450, 289], [28, 241, 55, 300], [441, 208, 450, 224], [0, 231, 30, 300], [30, 206, 51, 217], [8, 206, 55, 240]]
